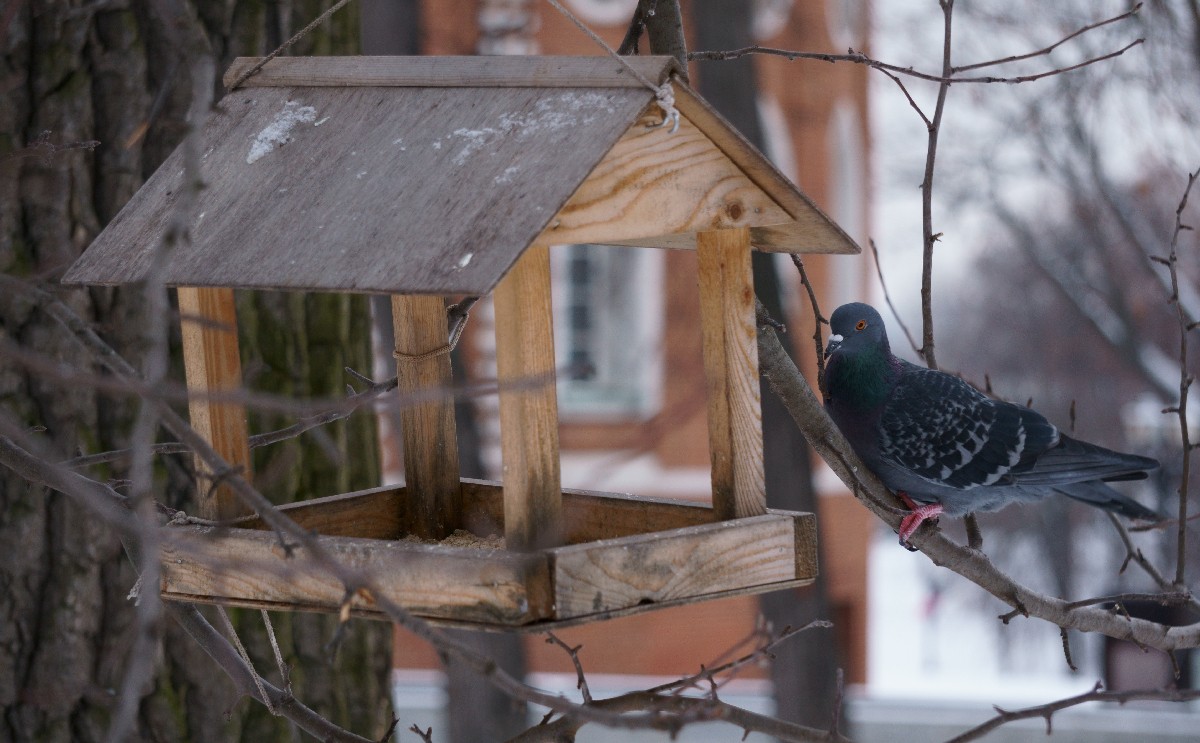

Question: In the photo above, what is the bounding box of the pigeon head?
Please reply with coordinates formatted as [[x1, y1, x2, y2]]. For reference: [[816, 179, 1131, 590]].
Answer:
[[825, 302, 890, 361], [822, 302, 898, 412]]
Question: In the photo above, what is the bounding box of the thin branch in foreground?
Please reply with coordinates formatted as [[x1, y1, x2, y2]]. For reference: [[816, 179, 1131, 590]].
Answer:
[[546, 633, 593, 704], [945, 681, 1200, 743]]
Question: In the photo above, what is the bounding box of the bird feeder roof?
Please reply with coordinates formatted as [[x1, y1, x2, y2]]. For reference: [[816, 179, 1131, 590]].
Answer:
[[63, 56, 860, 295]]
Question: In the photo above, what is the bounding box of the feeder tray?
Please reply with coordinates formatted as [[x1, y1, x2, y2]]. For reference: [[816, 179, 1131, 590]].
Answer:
[[64, 56, 858, 628]]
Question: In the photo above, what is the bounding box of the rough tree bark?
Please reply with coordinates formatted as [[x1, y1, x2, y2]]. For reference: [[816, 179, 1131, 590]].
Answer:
[[690, 0, 843, 729], [1, 1, 388, 740]]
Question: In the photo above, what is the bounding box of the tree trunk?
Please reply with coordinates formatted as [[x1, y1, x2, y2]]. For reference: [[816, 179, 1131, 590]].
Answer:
[[1, 1, 389, 740], [690, 0, 843, 730]]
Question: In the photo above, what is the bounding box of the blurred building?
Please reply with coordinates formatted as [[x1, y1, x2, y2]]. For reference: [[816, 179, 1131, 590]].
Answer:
[[379, 0, 874, 692]]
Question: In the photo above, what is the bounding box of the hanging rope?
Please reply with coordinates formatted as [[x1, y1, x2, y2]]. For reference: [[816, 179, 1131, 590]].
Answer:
[[228, 0, 358, 90], [542, 0, 681, 132]]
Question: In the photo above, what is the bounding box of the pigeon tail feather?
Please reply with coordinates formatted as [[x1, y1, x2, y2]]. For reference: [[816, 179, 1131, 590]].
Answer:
[[1052, 481, 1163, 522], [1010, 434, 1158, 486]]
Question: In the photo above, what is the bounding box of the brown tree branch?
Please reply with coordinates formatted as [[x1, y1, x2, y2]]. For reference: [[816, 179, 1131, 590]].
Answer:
[[510, 622, 839, 743], [952, 2, 1143, 73], [918, 0, 955, 370], [685, 40, 1143, 85], [1164, 168, 1200, 585], [944, 681, 1200, 743]]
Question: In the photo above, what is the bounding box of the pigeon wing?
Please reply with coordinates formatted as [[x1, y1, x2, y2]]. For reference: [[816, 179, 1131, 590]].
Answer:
[[877, 365, 1058, 490]]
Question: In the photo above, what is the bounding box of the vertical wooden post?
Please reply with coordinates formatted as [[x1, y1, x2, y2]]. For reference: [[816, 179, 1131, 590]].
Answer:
[[493, 245, 564, 551], [391, 294, 462, 539], [177, 286, 253, 521], [697, 228, 766, 519]]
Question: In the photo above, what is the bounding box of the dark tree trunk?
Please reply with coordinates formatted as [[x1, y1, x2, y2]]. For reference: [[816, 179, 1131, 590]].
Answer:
[[690, 0, 843, 730], [2, 1, 389, 740]]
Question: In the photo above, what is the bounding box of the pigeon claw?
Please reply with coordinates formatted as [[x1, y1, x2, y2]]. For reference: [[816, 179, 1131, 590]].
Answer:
[[898, 502, 944, 548]]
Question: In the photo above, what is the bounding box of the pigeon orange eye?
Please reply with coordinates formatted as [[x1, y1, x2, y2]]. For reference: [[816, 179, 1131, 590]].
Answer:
[[855, 320, 867, 331]]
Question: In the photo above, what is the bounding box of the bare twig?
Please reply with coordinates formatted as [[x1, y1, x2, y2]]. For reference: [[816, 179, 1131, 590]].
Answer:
[[1059, 628, 1077, 672], [685, 40, 1143, 86], [945, 681, 1200, 743], [1063, 591, 1194, 612], [1164, 168, 1200, 586], [867, 239, 921, 357], [545, 633, 593, 704], [917, 0, 955, 371], [788, 255, 829, 389], [953, 2, 1143, 73]]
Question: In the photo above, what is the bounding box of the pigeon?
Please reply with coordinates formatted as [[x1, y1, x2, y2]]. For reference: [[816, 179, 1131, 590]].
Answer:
[[821, 302, 1161, 546]]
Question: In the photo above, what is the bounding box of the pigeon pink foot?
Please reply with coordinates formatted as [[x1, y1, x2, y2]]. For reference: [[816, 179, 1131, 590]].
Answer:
[[896, 491, 943, 546]]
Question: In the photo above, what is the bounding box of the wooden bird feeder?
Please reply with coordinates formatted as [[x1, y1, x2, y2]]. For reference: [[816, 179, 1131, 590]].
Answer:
[[63, 56, 860, 628]]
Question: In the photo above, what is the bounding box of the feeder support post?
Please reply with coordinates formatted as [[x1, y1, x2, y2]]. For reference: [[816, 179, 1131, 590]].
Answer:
[[178, 287, 254, 521], [697, 228, 767, 519], [392, 295, 463, 539], [493, 244, 564, 551]]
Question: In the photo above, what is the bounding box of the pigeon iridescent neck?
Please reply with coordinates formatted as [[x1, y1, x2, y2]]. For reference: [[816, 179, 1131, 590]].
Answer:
[[825, 340, 898, 414]]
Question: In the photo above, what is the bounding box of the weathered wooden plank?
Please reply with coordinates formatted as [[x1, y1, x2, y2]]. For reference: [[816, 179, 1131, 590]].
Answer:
[[493, 246, 564, 551], [235, 485, 407, 540], [177, 286, 252, 521], [459, 479, 713, 543], [696, 229, 766, 520], [538, 106, 792, 246], [789, 509, 820, 580], [63, 85, 647, 294], [392, 295, 461, 539], [160, 527, 552, 624], [223, 55, 679, 90], [551, 513, 799, 619]]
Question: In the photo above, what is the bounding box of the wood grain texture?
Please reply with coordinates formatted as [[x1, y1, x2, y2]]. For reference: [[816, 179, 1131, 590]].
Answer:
[[64, 57, 860, 301], [177, 286, 252, 520], [668, 84, 861, 255], [234, 484, 406, 540], [790, 508, 820, 580], [161, 527, 552, 624], [551, 513, 802, 619], [392, 295, 461, 539], [537, 106, 792, 246], [223, 55, 680, 89], [158, 480, 816, 626], [493, 245, 564, 551], [459, 479, 714, 543], [63, 85, 647, 294], [697, 229, 766, 520]]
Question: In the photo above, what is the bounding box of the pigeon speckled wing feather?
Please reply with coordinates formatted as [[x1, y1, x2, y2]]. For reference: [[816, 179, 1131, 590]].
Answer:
[[821, 302, 1161, 546]]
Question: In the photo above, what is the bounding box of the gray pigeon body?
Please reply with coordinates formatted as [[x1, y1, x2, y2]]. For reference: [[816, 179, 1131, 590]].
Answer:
[[822, 302, 1160, 544]]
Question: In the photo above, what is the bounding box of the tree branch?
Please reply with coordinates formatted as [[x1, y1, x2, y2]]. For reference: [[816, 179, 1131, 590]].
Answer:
[[945, 681, 1200, 743]]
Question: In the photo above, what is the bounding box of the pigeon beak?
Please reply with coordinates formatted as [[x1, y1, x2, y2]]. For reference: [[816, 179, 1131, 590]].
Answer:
[[824, 334, 844, 359]]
